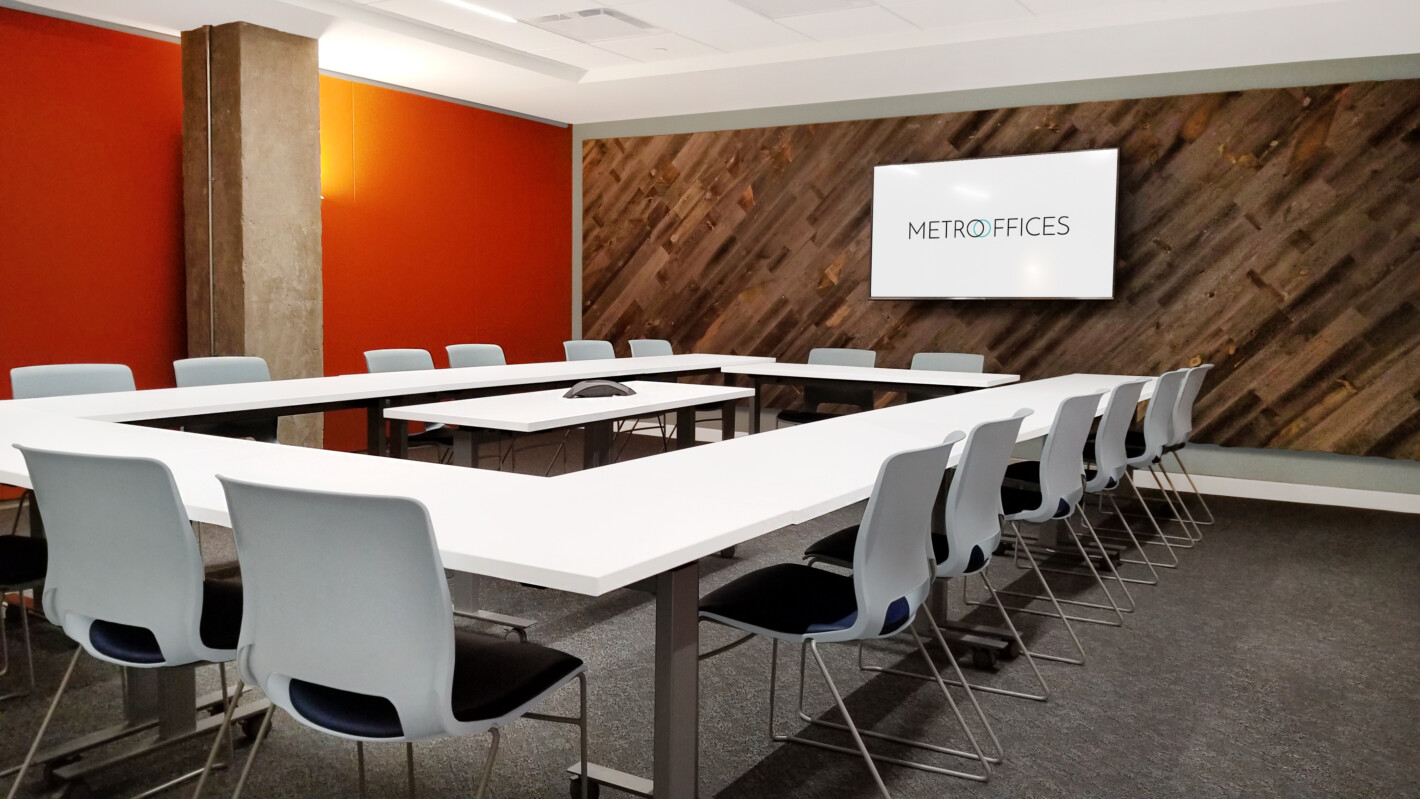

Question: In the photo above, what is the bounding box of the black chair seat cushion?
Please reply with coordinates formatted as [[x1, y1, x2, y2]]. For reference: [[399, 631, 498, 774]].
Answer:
[[1084, 430, 1149, 463], [286, 630, 584, 739], [88, 580, 243, 665], [775, 409, 844, 426], [1001, 461, 1070, 517], [700, 563, 908, 637], [450, 630, 584, 723], [0, 535, 47, 586], [410, 425, 455, 447], [805, 525, 985, 574]]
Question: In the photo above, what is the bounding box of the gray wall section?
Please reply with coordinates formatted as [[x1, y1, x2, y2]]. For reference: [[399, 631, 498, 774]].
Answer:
[[571, 54, 1420, 496]]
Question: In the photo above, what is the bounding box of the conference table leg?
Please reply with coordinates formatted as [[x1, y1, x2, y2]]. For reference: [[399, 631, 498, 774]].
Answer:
[[720, 400, 737, 443], [569, 560, 702, 799], [366, 398, 388, 456], [676, 408, 696, 450], [449, 572, 534, 642], [389, 418, 409, 460], [750, 377, 763, 434], [583, 421, 614, 469]]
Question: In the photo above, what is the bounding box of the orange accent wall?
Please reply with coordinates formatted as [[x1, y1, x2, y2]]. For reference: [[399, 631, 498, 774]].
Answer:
[[318, 77, 572, 451], [0, 9, 572, 462], [0, 9, 186, 398]]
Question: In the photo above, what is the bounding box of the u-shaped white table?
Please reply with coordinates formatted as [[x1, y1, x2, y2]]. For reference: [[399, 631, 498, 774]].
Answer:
[[0, 358, 1152, 798]]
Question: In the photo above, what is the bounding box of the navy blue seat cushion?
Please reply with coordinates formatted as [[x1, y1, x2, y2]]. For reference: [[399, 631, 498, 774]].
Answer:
[[700, 563, 909, 637], [450, 630, 584, 722], [805, 525, 980, 572], [1084, 431, 1149, 463], [0, 535, 47, 586], [289, 679, 404, 739], [87, 580, 242, 665]]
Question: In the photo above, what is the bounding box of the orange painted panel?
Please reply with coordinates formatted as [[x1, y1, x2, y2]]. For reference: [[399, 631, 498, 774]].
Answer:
[[0, 9, 185, 398], [320, 78, 572, 450]]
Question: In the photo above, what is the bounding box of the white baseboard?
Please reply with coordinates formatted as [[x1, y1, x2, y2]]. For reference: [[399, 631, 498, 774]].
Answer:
[[1130, 470, 1420, 514]]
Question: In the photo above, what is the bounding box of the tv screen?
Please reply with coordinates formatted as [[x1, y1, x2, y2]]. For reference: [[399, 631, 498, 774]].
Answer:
[[870, 149, 1118, 299]]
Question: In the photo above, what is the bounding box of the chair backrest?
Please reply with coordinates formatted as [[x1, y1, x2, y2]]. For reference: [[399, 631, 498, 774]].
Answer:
[[1085, 380, 1148, 493], [446, 344, 506, 368], [805, 347, 876, 410], [1169, 364, 1213, 446], [16, 446, 216, 666], [629, 339, 673, 358], [937, 409, 1031, 577], [219, 477, 459, 741], [364, 349, 435, 374], [910, 352, 985, 373], [1030, 391, 1108, 519], [843, 436, 959, 641], [1130, 368, 1189, 466], [563, 340, 615, 361], [174, 356, 272, 388], [11, 363, 135, 399]]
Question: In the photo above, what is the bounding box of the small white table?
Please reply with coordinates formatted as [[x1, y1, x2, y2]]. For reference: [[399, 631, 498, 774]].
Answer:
[[385, 381, 753, 469], [720, 362, 1020, 432]]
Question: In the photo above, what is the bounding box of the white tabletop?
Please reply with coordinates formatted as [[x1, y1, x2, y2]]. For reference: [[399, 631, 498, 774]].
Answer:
[[385, 381, 753, 432], [4, 354, 773, 423], [0, 373, 1152, 596], [722, 361, 1019, 388]]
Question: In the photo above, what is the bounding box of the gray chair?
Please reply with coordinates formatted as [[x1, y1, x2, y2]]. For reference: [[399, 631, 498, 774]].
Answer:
[[987, 391, 1121, 665], [10, 446, 244, 798], [446, 344, 506, 368], [907, 352, 986, 403], [363, 349, 455, 461], [1160, 364, 1215, 528], [628, 339, 673, 358], [205, 477, 590, 798], [702, 437, 990, 795], [174, 356, 279, 444], [562, 340, 615, 361], [3, 364, 137, 698], [776, 347, 877, 427], [10, 363, 135, 400]]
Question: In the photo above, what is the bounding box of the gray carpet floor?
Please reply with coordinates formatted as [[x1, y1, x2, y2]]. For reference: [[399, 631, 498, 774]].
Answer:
[[2, 430, 1418, 798]]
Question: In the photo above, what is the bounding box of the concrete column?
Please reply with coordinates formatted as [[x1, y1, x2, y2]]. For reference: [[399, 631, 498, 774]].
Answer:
[[182, 22, 323, 447]]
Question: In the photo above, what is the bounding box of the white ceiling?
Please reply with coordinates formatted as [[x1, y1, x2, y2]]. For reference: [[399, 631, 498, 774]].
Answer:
[[12, 0, 1420, 124]]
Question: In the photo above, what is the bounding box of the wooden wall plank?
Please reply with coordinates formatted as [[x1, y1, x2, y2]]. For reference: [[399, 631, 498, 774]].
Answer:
[[583, 80, 1420, 459]]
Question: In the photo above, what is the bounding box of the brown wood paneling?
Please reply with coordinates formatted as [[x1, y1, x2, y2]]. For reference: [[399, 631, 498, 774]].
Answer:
[[583, 81, 1420, 459]]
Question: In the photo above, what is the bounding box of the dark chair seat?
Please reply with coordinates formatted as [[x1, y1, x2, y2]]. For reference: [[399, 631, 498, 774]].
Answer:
[[185, 419, 280, 444], [805, 524, 984, 574], [286, 629, 584, 739], [775, 409, 844, 426], [1084, 430, 1149, 463], [0, 535, 47, 586], [700, 563, 908, 637], [450, 631, 584, 722], [89, 580, 243, 664]]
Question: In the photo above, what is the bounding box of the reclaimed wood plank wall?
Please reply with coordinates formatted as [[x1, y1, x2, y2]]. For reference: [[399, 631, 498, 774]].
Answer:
[[582, 80, 1420, 459]]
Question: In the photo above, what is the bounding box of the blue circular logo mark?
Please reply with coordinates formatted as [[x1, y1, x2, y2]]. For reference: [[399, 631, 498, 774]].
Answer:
[[966, 219, 991, 238]]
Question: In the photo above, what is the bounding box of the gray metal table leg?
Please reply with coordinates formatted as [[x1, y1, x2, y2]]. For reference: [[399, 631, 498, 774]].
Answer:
[[449, 572, 534, 642], [750, 378, 763, 434], [567, 561, 705, 799]]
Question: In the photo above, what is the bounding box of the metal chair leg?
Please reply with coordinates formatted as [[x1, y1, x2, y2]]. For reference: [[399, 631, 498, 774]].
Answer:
[[405, 742, 416, 799], [803, 641, 890, 798], [231, 706, 274, 799], [0, 587, 36, 703], [356, 741, 368, 799], [1158, 467, 1204, 542], [5, 646, 81, 799], [192, 672, 243, 798], [1171, 452, 1216, 525], [970, 522, 1087, 664], [474, 729, 500, 799]]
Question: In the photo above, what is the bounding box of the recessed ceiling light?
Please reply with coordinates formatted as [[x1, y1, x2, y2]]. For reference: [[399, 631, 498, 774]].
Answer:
[[530, 9, 659, 44], [730, 0, 873, 20], [439, 0, 518, 24]]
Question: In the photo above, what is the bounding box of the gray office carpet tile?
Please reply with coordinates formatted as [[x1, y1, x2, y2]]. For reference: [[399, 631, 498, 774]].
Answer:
[[2, 436, 1418, 797]]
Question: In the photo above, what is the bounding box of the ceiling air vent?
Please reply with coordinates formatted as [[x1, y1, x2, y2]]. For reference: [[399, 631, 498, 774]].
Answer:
[[529, 8, 660, 43]]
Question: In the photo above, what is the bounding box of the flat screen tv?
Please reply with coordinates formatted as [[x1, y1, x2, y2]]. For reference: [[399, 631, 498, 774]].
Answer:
[[870, 149, 1118, 300]]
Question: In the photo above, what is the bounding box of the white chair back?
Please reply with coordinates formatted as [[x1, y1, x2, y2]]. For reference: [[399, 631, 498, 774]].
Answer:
[[364, 349, 435, 373], [910, 352, 984, 373], [11, 363, 135, 399], [16, 446, 220, 666], [805, 347, 876, 410], [937, 409, 1031, 577], [563, 340, 615, 361], [629, 339, 673, 357], [220, 477, 461, 741], [1169, 364, 1213, 447], [446, 344, 506, 368], [174, 356, 271, 387], [1085, 380, 1149, 493], [841, 436, 959, 641], [1127, 369, 1188, 468]]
